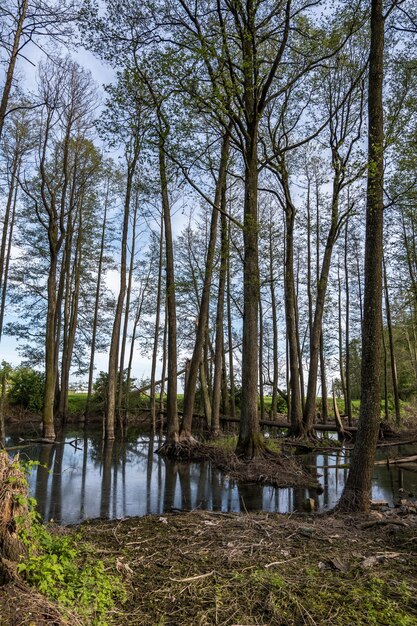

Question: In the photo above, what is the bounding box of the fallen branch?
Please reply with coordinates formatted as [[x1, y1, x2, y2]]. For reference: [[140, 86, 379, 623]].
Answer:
[[169, 570, 215, 583], [374, 455, 417, 466], [360, 519, 408, 529], [377, 438, 417, 448], [332, 382, 345, 440]]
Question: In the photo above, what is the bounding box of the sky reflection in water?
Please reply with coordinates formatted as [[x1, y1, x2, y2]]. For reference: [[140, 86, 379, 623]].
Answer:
[[7, 429, 417, 524]]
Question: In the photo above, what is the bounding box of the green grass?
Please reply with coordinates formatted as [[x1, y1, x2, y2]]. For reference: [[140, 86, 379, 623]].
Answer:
[[67, 392, 88, 415], [210, 434, 282, 455]]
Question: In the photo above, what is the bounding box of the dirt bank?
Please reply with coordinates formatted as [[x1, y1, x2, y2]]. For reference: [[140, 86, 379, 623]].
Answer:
[[1, 507, 417, 625]]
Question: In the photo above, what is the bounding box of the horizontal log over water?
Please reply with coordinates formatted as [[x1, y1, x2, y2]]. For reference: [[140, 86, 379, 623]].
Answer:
[[124, 407, 358, 433], [219, 416, 358, 433]]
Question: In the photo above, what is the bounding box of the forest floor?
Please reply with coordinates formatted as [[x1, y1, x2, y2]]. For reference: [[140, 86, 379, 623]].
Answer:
[[1, 506, 417, 626]]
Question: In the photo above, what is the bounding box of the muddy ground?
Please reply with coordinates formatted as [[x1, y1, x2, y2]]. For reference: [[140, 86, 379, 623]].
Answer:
[[1, 506, 417, 626]]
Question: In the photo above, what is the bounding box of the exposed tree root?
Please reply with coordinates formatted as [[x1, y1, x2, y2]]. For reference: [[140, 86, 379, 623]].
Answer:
[[157, 434, 318, 489], [156, 438, 206, 462]]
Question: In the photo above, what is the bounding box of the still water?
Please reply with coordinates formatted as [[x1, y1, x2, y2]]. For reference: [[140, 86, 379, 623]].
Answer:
[[7, 428, 417, 524]]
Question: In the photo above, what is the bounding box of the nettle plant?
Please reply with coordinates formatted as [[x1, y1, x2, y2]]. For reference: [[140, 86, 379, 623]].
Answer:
[[14, 460, 125, 625]]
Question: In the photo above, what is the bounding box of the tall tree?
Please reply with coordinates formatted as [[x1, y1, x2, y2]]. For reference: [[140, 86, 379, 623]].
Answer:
[[99, 72, 146, 440], [0, 0, 76, 141], [20, 57, 96, 440], [337, 0, 385, 512]]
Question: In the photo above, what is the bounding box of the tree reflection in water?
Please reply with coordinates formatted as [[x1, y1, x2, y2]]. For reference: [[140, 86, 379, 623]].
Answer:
[[15, 428, 417, 524]]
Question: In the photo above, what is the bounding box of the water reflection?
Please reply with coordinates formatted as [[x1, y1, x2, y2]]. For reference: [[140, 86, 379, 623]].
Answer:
[[7, 429, 417, 525]]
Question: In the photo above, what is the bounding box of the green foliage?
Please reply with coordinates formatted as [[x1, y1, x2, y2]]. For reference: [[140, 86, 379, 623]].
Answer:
[[0, 360, 13, 384], [17, 525, 122, 624], [263, 394, 288, 415], [93, 370, 109, 403], [237, 567, 417, 626], [67, 392, 88, 414], [8, 367, 45, 412], [14, 463, 125, 625]]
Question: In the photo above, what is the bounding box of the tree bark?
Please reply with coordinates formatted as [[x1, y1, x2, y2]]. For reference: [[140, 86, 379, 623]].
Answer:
[[150, 216, 164, 433], [212, 199, 227, 435], [117, 189, 139, 425], [316, 179, 328, 422], [0, 159, 19, 341], [0, 0, 28, 142], [268, 211, 279, 418], [383, 254, 400, 425], [281, 166, 303, 437], [106, 142, 139, 440], [159, 133, 179, 444], [235, 125, 262, 458], [226, 223, 236, 419], [180, 132, 230, 440], [303, 169, 341, 434], [259, 295, 265, 422], [337, 0, 385, 512], [85, 178, 109, 421], [0, 370, 6, 447], [345, 222, 352, 426]]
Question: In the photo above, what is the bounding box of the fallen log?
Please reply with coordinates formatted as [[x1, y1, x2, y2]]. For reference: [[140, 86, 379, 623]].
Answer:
[[220, 415, 358, 433], [377, 438, 417, 448], [374, 455, 417, 466]]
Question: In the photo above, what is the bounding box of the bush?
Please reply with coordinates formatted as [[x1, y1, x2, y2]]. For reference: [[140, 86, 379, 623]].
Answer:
[[11, 458, 126, 625], [8, 368, 45, 412]]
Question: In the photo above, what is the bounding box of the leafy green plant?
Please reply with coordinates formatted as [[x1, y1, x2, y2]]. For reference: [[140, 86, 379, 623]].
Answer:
[[8, 367, 45, 412], [14, 462, 125, 625]]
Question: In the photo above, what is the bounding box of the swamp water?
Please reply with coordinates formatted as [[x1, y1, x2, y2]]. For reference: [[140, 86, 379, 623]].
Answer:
[[7, 428, 417, 524]]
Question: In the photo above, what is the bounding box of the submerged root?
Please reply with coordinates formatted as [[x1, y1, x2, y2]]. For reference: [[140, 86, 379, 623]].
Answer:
[[156, 438, 316, 488], [156, 439, 206, 462], [206, 444, 317, 489]]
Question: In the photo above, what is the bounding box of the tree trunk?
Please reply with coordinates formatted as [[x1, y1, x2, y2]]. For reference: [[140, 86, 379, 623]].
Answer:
[[317, 180, 328, 422], [319, 332, 328, 422], [294, 264, 305, 412], [345, 222, 352, 426], [356, 238, 364, 329], [303, 171, 340, 434], [338, 263, 347, 408], [268, 212, 279, 418], [212, 201, 227, 435], [58, 187, 83, 423], [117, 189, 139, 426], [235, 125, 262, 458], [85, 178, 109, 421], [259, 295, 265, 422], [43, 251, 58, 441], [0, 372, 6, 447], [181, 132, 230, 440], [150, 216, 164, 433], [159, 305, 168, 424], [106, 146, 139, 440], [383, 255, 400, 425], [159, 134, 179, 444], [0, 160, 19, 341], [0, 156, 19, 309], [282, 168, 303, 437], [226, 222, 236, 419], [199, 358, 212, 427], [382, 320, 389, 422], [126, 268, 151, 415], [0, 0, 28, 142], [337, 0, 384, 512]]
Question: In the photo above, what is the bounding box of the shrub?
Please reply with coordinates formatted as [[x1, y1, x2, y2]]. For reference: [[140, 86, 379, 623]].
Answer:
[[12, 458, 125, 625], [8, 368, 45, 412]]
